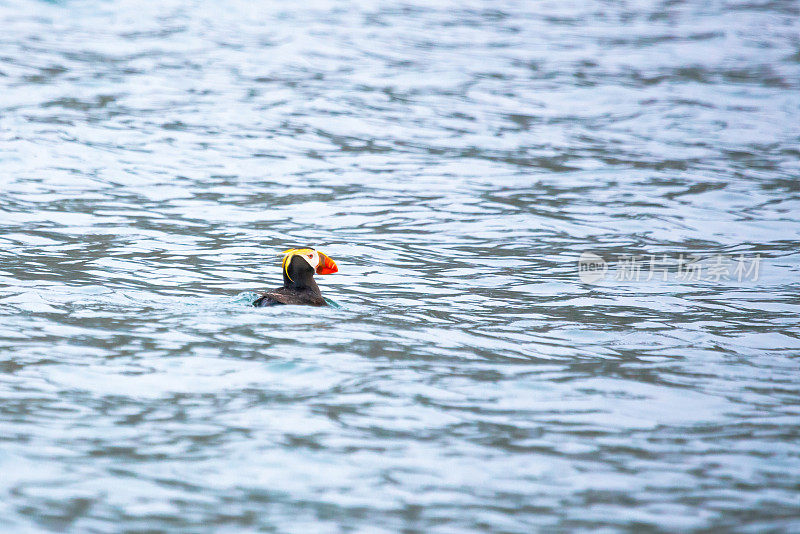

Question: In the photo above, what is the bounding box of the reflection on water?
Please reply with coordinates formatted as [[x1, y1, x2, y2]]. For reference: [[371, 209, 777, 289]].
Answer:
[[1, 0, 799, 531]]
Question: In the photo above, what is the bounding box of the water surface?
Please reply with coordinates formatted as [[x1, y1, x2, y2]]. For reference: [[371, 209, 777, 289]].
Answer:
[[1, 0, 799, 531]]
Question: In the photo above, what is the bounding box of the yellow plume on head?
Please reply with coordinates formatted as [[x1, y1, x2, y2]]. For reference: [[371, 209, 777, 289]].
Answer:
[[280, 248, 315, 282]]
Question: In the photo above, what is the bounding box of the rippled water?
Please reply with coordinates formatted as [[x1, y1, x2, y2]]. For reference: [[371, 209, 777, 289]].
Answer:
[[2, 0, 799, 531]]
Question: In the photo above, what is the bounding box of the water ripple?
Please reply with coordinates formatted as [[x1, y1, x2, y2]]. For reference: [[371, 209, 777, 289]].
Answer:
[[1, 0, 799, 531]]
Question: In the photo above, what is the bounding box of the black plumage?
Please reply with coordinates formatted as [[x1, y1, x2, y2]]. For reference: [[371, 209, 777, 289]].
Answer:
[[253, 253, 330, 307]]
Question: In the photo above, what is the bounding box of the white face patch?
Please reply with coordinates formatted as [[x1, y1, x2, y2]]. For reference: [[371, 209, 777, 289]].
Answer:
[[298, 250, 320, 269]]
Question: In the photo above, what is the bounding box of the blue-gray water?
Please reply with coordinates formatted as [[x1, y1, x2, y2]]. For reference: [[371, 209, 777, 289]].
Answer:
[[1, 0, 799, 532]]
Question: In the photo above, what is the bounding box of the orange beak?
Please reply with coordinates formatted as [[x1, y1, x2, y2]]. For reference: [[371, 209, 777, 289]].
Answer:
[[316, 252, 338, 275]]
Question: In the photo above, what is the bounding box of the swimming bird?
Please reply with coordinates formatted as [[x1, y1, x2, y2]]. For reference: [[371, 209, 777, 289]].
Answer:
[[253, 248, 338, 307]]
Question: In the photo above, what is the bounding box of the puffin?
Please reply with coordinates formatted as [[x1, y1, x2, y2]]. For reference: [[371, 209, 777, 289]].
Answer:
[[253, 248, 338, 307]]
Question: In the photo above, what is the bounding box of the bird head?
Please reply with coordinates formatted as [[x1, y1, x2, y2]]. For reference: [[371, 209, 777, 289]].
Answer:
[[281, 248, 338, 284]]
